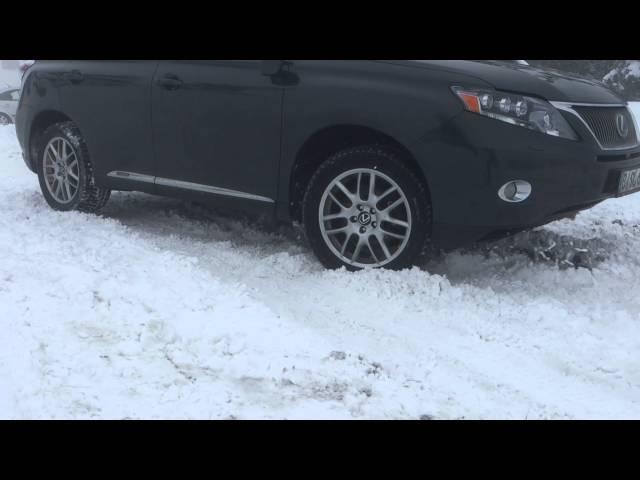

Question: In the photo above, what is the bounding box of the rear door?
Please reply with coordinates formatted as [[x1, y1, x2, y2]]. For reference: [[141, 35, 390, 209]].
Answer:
[[55, 61, 159, 190], [151, 61, 284, 213]]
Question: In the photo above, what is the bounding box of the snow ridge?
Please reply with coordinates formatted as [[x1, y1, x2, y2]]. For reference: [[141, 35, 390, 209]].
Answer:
[[2, 107, 640, 419]]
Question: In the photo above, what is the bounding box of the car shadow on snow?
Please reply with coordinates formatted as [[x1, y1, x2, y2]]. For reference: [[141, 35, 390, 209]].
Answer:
[[100, 191, 311, 257], [100, 191, 615, 274]]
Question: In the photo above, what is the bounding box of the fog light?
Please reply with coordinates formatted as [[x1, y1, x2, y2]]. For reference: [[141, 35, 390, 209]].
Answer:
[[498, 180, 531, 203]]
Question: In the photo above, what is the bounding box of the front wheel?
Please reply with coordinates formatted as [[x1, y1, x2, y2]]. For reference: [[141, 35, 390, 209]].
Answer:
[[302, 146, 431, 270]]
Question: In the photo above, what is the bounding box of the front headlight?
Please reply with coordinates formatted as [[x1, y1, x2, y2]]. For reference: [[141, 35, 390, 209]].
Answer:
[[451, 86, 578, 140]]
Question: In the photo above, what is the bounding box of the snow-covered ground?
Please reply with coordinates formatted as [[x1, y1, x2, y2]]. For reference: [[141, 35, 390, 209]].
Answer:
[[2, 105, 640, 419]]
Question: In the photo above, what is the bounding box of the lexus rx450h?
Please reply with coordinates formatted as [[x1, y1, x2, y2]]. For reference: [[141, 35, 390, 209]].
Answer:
[[15, 60, 640, 270]]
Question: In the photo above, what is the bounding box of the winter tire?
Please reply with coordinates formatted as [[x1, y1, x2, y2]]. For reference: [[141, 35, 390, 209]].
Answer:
[[303, 145, 431, 271], [37, 121, 111, 213]]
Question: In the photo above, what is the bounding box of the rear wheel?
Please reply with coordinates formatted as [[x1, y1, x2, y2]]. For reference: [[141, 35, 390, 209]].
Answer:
[[303, 145, 431, 270], [36, 121, 110, 213]]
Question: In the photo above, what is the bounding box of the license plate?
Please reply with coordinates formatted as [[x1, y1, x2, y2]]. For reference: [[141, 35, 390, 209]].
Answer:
[[619, 167, 640, 195]]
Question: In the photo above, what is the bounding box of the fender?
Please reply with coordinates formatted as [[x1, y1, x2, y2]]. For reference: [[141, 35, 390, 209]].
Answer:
[[276, 60, 491, 221]]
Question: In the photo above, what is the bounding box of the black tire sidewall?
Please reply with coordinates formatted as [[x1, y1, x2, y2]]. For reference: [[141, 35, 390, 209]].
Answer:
[[36, 123, 89, 212], [303, 146, 431, 271]]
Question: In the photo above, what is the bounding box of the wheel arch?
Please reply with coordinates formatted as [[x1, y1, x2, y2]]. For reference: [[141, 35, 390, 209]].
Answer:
[[288, 124, 431, 223], [27, 110, 74, 171]]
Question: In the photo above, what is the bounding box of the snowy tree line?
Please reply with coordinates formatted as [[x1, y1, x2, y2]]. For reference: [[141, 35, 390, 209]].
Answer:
[[528, 60, 640, 100]]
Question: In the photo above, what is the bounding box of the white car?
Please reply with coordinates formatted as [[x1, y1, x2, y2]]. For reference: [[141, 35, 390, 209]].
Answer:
[[0, 87, 20, 125]]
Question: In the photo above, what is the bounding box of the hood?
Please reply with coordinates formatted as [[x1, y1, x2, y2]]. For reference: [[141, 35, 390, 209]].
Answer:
[[381, 60, 624, 104]]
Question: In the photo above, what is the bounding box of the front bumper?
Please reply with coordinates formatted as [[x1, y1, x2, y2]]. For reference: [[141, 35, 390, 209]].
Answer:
[[412, 110, 640, 250]]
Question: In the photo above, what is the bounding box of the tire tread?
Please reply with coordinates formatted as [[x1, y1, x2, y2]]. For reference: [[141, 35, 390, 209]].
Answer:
[[39, 121, 110, 213], [302, 144, 432, 270]]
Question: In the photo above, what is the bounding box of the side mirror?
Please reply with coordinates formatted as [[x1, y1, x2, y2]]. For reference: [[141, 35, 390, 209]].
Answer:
[[261, 60, 283, 76]]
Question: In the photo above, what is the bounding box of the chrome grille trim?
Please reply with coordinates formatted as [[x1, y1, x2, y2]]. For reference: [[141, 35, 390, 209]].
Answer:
[[551, 101, 640, 151]]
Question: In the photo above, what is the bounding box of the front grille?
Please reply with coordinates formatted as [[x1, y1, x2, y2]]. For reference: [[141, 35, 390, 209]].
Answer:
[[572, 106, 638, 150]]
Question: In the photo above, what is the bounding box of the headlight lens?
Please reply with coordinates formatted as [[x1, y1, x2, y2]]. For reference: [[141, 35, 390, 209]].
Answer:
[[451, 86, 577, 140]]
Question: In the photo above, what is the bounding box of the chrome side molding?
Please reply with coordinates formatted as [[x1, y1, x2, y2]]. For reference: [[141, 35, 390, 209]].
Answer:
[[106, 171, 275, 204], [154, 177, 275, 203], [107, 170, 155, 184]]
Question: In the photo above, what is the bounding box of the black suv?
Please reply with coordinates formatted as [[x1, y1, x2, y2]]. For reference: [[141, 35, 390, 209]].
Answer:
[[15, 60, 640, 270]]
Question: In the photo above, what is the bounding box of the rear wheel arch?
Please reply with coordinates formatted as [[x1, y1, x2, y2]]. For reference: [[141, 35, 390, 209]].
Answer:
[[288, 124, 431, 223], [28, 110, 74, 171]]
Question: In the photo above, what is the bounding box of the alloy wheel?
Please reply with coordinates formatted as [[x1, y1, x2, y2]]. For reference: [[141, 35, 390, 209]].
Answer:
[[43, 137, 81, 204], [318, 168, 412, 268]]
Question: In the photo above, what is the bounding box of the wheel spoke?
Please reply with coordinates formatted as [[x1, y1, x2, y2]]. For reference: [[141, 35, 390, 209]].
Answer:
[[61, 140, 67, 164], [367, 236, 380, 263], [328, 191, 349, 210], [325, 226, 348, 236], [63, 149, 76, 166], [384, 217, 409, 228], [56, 180, 64, 200], [383, 197, 403, 213], [334, 180, 355, 201], [340, 233, 352, 255], [68, 170, 79, 182], [377, 186, 397, 203], [351, 237, 365, 263], [376, 232, 393, 259], [47, 144, 59, 163], [380, 228, 405, 240], [58, 139, 65, 162], [322, 212, 345, 222], [368, 172, 376, 201]]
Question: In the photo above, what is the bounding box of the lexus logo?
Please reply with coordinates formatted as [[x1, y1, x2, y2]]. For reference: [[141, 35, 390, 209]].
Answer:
[[358, 212, 371, 225], [616, 113, 629, 139]]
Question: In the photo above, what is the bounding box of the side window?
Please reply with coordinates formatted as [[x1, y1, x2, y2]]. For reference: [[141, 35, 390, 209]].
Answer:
[[10, 90, 20, 101], [0, 91, 10, 101]]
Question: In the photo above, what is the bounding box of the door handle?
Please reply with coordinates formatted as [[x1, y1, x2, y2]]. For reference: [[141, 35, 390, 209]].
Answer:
[[261, 60, 294, 76], [63, 70, 84, 83], [157, 74, 183, 90]]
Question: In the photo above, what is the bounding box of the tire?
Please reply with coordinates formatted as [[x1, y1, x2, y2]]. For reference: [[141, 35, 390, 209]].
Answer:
[[0, 113, 11, 125], [302, 145, 431, 271], [36, 121, 110, 213]]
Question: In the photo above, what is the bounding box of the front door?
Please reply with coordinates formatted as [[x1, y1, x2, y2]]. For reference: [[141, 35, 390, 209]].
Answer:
[[151, 61, 284, 213]]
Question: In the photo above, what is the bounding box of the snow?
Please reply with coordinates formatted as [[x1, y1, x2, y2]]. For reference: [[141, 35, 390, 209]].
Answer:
[[604, 61, 640, 88], [628, 61, 640, 78], [2, 105, 640, 419]]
